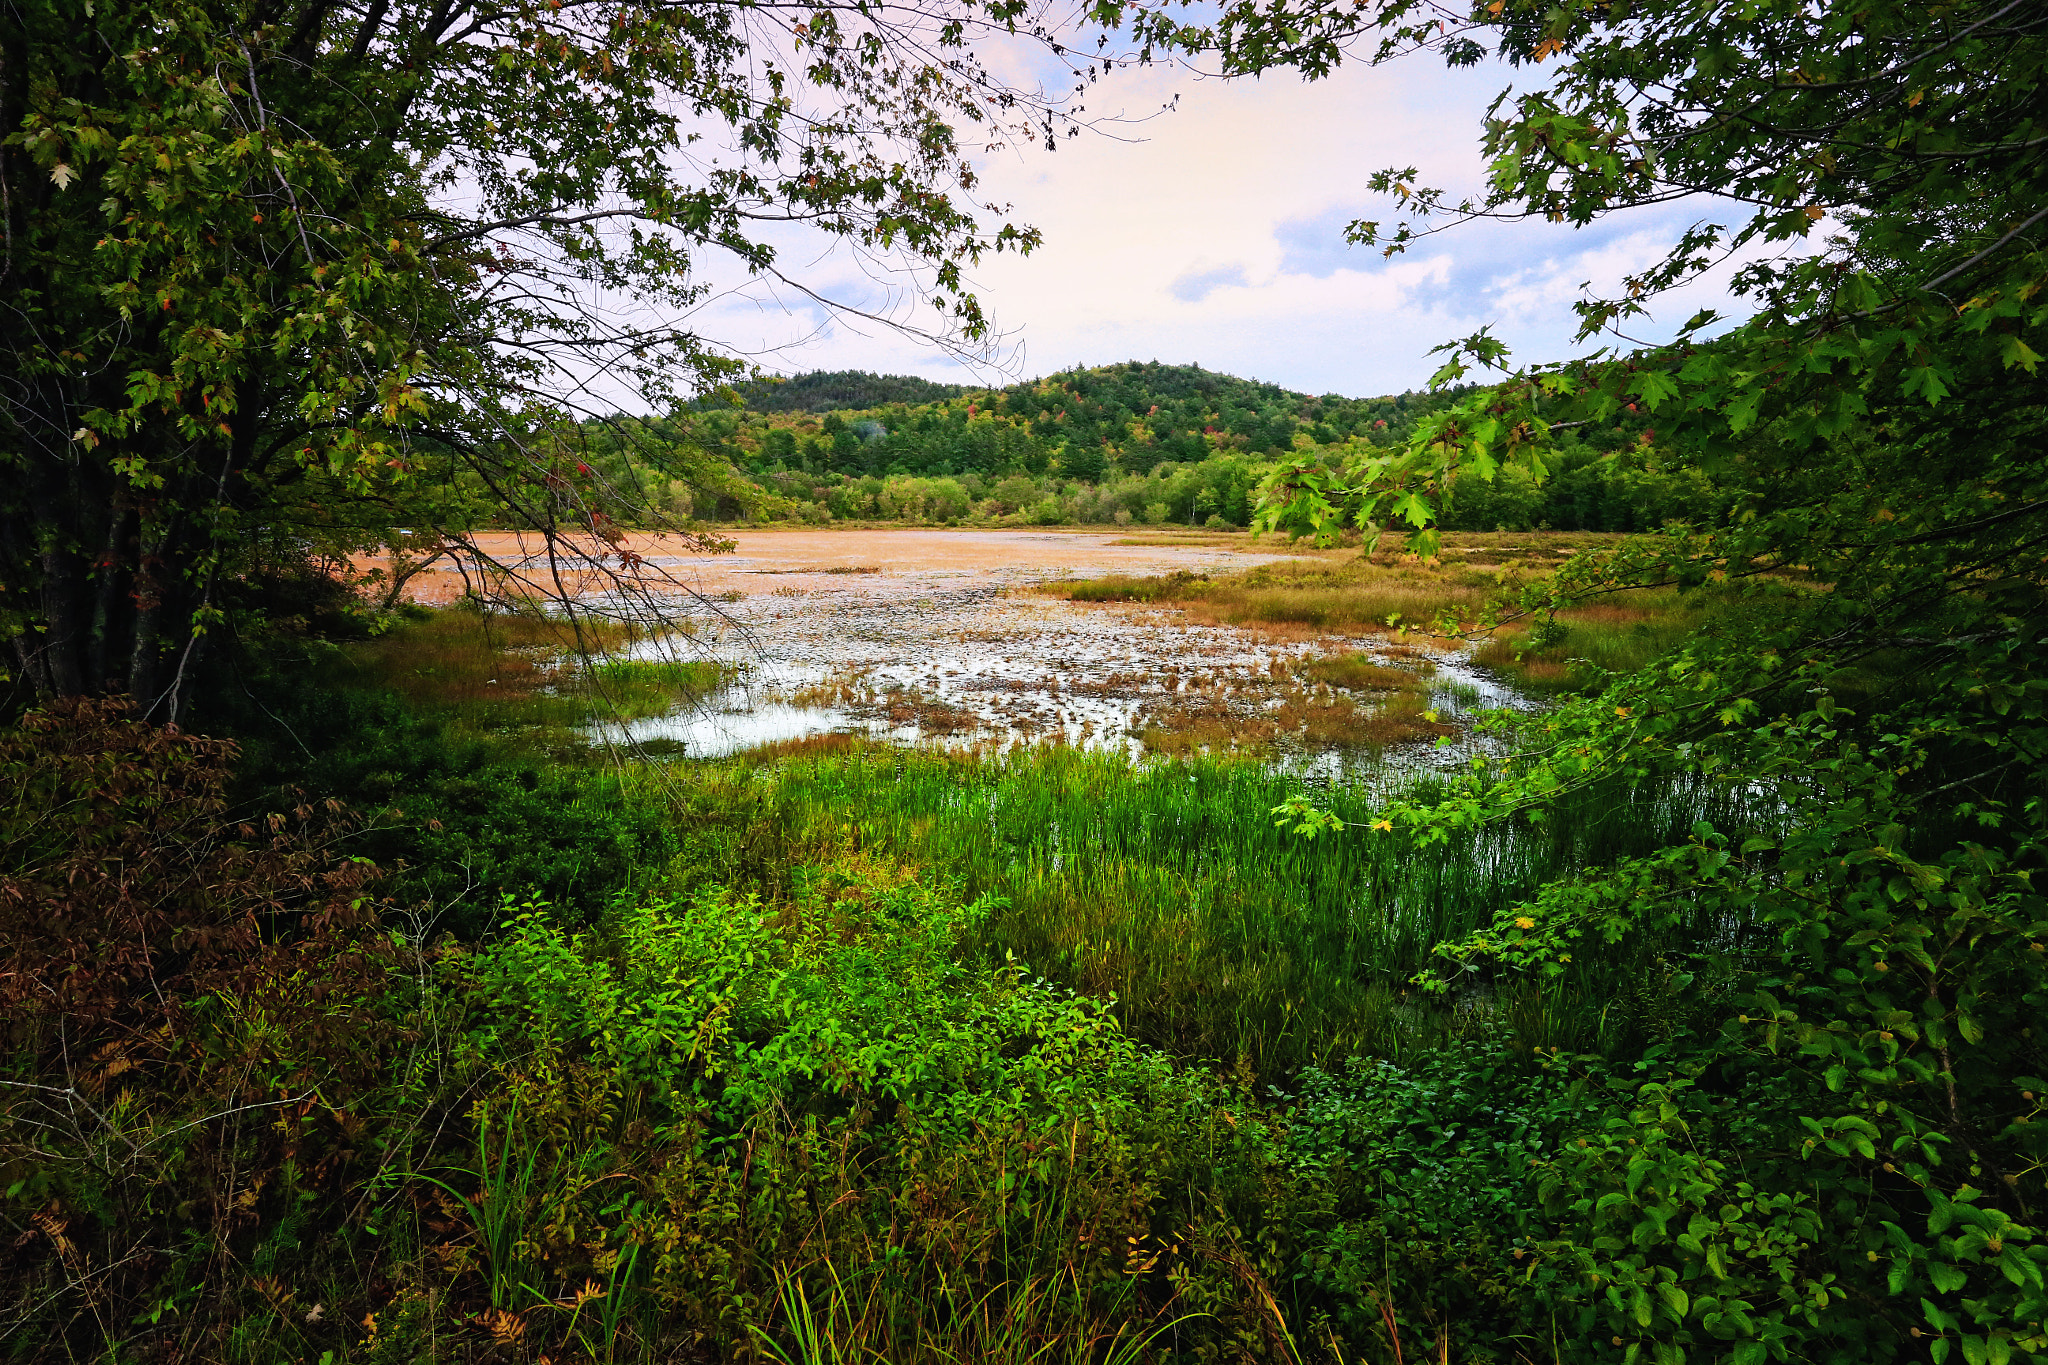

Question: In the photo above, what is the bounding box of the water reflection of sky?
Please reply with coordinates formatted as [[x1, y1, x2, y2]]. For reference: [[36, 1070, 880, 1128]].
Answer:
[[585, 579, 1542, 786]]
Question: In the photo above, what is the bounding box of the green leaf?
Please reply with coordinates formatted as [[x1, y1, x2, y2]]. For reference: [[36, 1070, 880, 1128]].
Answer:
[[1627, 369, 1681, 411], [1901, 365, 1953, 405]]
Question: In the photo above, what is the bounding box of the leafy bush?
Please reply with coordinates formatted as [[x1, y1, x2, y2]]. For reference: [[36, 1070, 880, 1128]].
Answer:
[[0, 697, 390, 1055]]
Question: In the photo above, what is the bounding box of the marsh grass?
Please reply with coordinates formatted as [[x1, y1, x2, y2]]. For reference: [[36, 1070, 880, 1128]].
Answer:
[[691, 744, 1768, 1079], [874, 683, 984, 733], [1046, 552, 1518, 635], [1298, 654, 1429, 690], [582, 658, 731, 719], [329, 592, 1760, 1081], [335, 605, 726, 734], [1131, 673, 1452, 758], [752, 1238, 1189, 1365], [1474, 586, 1737, 692], [1047, 535, 1756, 697]]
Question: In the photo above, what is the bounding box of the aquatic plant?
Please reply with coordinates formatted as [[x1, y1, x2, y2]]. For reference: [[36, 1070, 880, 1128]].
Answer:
[[696, 744, 1771, 1078]]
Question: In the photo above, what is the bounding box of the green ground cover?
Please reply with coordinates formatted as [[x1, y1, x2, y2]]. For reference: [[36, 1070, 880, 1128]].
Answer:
[[0, 684, 1770, 1365]]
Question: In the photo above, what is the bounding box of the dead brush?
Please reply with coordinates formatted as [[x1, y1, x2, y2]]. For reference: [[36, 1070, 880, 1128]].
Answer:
[[876, 686, 983, 734], [786, 668, 878, 708], [1132, 661, 1449, 756]]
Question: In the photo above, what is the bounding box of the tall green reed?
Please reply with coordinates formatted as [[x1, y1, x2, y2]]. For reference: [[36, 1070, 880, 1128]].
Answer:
[[415, 1099, 544, 1310], [691, 745, 1770, 1079]]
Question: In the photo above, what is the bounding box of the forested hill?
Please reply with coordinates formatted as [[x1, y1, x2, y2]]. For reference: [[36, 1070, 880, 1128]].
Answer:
[[600, 359, 1709, 532], [723, 370, 975, 413], [944, 360, 1427, 454], [716, 360, 1441, 459]]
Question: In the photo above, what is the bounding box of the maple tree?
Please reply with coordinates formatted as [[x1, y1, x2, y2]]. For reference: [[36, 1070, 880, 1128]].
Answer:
[[1, 0, 1111, 711]]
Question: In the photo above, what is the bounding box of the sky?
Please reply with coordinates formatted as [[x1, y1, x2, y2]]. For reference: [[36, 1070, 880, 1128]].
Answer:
[[674, 43, 1762, 401]]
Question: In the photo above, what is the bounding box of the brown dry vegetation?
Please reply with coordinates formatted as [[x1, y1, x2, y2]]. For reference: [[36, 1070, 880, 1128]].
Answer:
[[1133, 666, 1454, 757], [1043, 532, 1752, 697], [786, 671, 993, 738], [1046, 535, 1614, 633], [878, 685, 984, 734], [785, 667, 879, 709], [336, 607, 723, 730]]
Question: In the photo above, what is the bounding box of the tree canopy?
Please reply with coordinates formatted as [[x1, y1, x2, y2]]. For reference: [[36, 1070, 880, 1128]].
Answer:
[[2, 0, 1120, 712]]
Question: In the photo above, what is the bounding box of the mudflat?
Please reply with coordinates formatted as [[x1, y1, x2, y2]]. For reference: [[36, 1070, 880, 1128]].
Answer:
[[378, 526, 1327, 604]]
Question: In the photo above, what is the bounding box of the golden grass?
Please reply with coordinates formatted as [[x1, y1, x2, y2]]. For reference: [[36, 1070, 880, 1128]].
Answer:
[[877, 686, 983, 734], [1298, 653, 1429, 691], [756, 564, 882, 575], [744, 732, 865, 761], [1472, 584, 1735, 693], [1041, 532, 1763, 697], [784, 669, 877, 709], [1044, 551, 1515, 635], [1131, 653, 1452, 757], [1135, 685, 1454, 756], [338, 606, 725, 731]]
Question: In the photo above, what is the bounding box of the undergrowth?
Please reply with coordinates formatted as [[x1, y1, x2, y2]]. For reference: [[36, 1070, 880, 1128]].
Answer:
[[7, 543, 2042, 1365], [10, 701, 2036, 1364], [673, 743, 1767, 1079]]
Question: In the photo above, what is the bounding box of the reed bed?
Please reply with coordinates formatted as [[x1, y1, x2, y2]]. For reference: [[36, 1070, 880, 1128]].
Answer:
[[691, 744, 1774, 1079], [1049, 567, 1489, 634], [1473, 587, 1730, 691], [1048, 544, 1760, 697]]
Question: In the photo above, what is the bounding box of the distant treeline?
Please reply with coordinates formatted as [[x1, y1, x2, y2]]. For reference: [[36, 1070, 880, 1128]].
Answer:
[[718, 370, 975, 413], [587, 361, 1735, 533]]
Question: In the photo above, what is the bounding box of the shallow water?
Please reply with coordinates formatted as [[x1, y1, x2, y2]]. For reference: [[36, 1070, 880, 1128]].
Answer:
[[579, 534, 1542, 783]]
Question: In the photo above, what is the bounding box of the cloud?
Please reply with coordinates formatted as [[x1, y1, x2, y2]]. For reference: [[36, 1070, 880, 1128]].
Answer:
[[1170, 263, 1250, 302], [659, 50, 1773, 398], [1275, 207, 1363, 280]]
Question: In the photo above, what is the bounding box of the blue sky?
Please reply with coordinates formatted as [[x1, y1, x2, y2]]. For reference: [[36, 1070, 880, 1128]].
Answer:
[[681, 48, 1763, 400]]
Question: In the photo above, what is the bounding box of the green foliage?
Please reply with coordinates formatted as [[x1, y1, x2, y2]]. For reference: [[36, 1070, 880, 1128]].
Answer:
[[1123, 1, 2048, 1355], [2, 0, 1106, 705], [0, 727, 1319, 1363], [718, 371, 975, 414], [196, 638, 687, 930], [1217, 0, 2046, 549], [697, 744, 1767, 1080], [13, 648, 2045, 1360], [582, 359, 1725, 531], [1130, 0, 2048, 1342]]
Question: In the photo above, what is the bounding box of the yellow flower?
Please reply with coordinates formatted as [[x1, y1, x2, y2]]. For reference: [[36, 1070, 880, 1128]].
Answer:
[[1514, 916, 1536, 930]]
